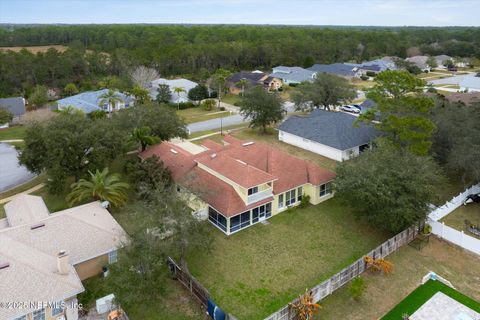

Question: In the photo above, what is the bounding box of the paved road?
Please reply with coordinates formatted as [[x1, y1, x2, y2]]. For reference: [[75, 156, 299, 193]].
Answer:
[[187, 114, 248, 134], [0, 143, 36, 192]]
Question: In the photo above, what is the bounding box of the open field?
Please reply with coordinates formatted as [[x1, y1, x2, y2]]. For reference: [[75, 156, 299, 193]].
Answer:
[[0, 45, 70, 53], [382, 279, 480, 319], [187, 198, 389, 319], [441, 203, 480, 239], [177, 107, 232, 124], [318, 237, 480, 320]]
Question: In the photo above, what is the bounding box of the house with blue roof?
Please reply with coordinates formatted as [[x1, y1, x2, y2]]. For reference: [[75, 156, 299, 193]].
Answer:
[[308, 63, 361, 78], [56, 89, 134, 114], [270, 66, 317, 85], [279, 109, 379, 161]]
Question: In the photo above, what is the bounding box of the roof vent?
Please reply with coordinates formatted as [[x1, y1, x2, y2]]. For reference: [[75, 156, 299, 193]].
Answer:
[[30, 222, 45, 230], [170, 149, 178, 154], [242, 142, 254, 147], [0, 262, 10, 270], [211, 153, 217, 159]]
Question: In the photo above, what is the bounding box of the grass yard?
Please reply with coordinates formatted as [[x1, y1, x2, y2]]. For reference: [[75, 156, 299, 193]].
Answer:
[[78, 275, 207, 320], [221, 93, 241, 105], [317, 237, 480, 320], [232, 128, 338, 171], [177, 107, 232, 124], [441, 203, 480, 239], [381, 279, 480, 319], [0, 126, 27, 140], [351, 79, 375, 89], [187, 198, 389, 320]]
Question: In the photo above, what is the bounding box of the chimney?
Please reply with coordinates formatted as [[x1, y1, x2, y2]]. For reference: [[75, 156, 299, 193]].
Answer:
[[57, 250, 69, 275]]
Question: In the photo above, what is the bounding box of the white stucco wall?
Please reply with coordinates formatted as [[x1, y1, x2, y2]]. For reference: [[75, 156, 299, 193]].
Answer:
[[279, 130, 358, 162]]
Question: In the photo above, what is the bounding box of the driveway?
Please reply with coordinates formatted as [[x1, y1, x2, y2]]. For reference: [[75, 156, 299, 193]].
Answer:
[[0, 143, 36, 192], [187, 114, 248, 134]]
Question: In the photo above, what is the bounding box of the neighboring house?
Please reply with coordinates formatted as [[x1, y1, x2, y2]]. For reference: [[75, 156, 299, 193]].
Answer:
[[0, 97, 26, 128], [226, 71, 282, 94], [308, 63, 362, 78], [405, 55, 430, 71], [149, 78, 198, 103], [270, 66, 317, 84], [444, 92, 480, 105], [434, 55, 453, 68], [0, 194, 127, 320], [362, 58, 398, 71], [57, 89, 134, 114], [278, 109, 379, 161], [140, 135, 335, 235], [429, 74, 480, 92]]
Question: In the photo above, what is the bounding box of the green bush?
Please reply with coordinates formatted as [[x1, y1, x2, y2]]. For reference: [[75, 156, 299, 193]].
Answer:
[[349, 277, 367, 301], [366, 71, 376, 77], [360, 75, 369, 81], [299, 194, 311, 208]]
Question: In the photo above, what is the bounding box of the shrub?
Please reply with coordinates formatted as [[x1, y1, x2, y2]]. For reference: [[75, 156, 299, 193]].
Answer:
[[202, 99, 217, 111], [0, 109, 14, 124], [299, 194, 311, 208], [360, 75, 369, 81], [366, 71, 376, 77], [219, 106, 226, 111], [288, 83, 298, 87], [209, 91, 218, 98], [349, 277, 366, 301], [423, 224, 432, 234]]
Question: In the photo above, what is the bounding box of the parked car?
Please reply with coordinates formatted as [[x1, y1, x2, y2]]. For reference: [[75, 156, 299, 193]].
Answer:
[[340, 105, 360, 114], [448, 66, 458, 72], [464, 193, 480, 205], [352, 104, 362, 111]]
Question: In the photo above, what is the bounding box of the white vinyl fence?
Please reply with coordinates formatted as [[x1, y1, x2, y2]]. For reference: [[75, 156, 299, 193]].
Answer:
[[428, 183, 480, 256]]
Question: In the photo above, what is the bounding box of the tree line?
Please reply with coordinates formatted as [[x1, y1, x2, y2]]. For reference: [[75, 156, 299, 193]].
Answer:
[[1, 25, 480, 97]]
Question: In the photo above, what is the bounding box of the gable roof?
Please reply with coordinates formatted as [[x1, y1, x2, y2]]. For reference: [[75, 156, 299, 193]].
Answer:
[[279, 109, 379, 150], [0, 196, 127, 319], [228, 71, 267, 84], [149, 78, 198, 102], [271, 66, 316, 83], [308, 63, 358, 77], [57, 89, 134, 113], [405, 56, 429, 69], [140, 136, 335, 217], [0, 97, 26, 117]]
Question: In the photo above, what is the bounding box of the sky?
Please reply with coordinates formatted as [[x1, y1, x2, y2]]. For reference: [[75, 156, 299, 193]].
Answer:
[[0, 0, 479, 26]]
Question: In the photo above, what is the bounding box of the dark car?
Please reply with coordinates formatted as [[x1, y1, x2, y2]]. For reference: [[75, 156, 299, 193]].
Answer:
[[464, 193, 480, 205]]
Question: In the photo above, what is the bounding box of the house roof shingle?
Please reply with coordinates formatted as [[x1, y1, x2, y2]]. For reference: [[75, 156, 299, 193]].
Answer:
[[279, 109, 379, 150], [0, 97, 26, 117]]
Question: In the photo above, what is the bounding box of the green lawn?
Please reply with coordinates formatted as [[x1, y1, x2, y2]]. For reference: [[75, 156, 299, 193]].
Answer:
[[78, 275, 207, 320], [187, 198, 388, 320], [177, 107, 232, 124], [382, 279, 480, 319], [441, 203, 480, 239], [0, 126, 27, 140], [221, 93, 240, 105]]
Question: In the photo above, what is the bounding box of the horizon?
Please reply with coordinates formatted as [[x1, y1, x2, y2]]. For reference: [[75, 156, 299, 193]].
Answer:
[[1, 0, 479, 27]]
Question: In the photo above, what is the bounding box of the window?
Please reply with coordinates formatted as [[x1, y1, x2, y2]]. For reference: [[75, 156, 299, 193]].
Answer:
[[230, 211, 251, 233], [33, 309, 45, 320], [278, 194, 284, 209], [297, 186, 303, 202], [252, 207, 259, 223], [208, 207, 227, 232], [266, 203, 272, 218], [320, 182, 332, 197], [248, 186, 258, 195], [285, 189, 296, 206], [108, 250, 118, 264], [51, 302, 64, 316]]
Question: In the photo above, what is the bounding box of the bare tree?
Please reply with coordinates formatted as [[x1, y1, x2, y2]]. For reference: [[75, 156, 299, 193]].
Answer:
[[130, 66, 160, 88]]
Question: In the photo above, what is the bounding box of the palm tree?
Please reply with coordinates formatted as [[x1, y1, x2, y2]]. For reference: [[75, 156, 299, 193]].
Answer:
[[236, 79, 249, 96], [98, 89, 124, 113], [131, 126, 160, 151], [172, 87, 186, 110], [67, 168, 130, 207], [58, 105, 85, 116]]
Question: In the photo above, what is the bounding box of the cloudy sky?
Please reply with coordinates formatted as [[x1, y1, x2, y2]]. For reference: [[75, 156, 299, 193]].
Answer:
[[0, 0, 478, 26]]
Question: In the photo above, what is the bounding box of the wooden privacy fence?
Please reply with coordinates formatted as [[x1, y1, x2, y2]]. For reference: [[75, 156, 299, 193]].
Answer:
[[167, 257, 210, 307], [264, 224, 421, 320]]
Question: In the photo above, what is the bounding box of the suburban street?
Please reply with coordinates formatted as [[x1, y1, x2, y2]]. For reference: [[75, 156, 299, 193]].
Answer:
[[187, 113, 248, 133]]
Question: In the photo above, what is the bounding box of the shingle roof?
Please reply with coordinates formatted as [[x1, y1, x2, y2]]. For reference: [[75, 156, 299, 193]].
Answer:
[[140, 136, 335, 217], [228, 71, 267, 84], [4, 194, 50, 227], [0, 97, 26, 117], [271, 66, 316, 83], [149, 78, 198, 102], [279, 109, 379, 150], [0, 196, 127, 319], [56, 89, 134, 113], [307, 63, 357, 77]]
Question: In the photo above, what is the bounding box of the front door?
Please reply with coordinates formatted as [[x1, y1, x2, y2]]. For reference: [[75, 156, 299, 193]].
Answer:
[[258, 205, 266, 221]]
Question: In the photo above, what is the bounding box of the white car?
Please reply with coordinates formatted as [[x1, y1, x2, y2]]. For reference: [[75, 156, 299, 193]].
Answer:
[[340, 105, 360, 114]]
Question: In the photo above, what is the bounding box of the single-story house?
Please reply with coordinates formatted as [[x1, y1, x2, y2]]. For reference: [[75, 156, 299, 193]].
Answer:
[[0, 194, 127, 320], [405, 56, 430, 71], [226, 71, 282, 94], [434, 55, 453, 68], [363, 59, 398, 72], [278, 109, 379, 162], [149, 78, 198, 103], [308, 63, 362, 78], [0, 97, 26, 128], [270, 66, 317, 85], [57, 89, 134, 114], [140, 135, 335, 235]]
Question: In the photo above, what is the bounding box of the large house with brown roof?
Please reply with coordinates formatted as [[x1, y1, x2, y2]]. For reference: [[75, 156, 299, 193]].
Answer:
[[140, 135, 335, 235], [0, 195, 127, 320], [226, 71, 282, 95]]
